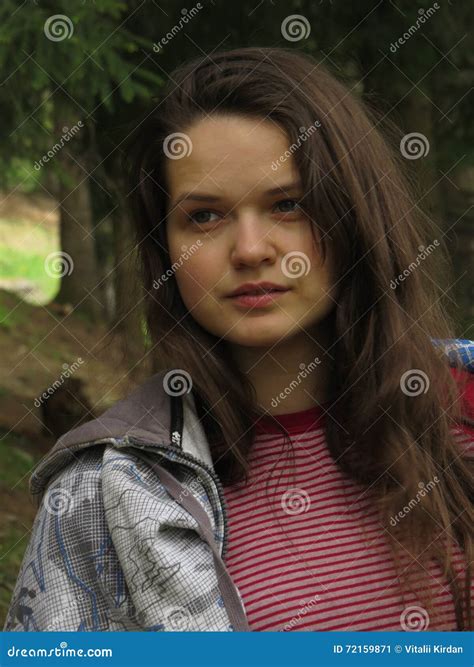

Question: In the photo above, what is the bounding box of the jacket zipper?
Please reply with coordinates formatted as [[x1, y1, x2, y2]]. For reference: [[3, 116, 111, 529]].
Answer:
[[116, 435, 230, 561], [32, 434, 230, 560], [41, 434, 234, 631]]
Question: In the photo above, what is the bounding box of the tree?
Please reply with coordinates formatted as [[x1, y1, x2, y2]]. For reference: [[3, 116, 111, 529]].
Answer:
[[0, 0, 162, 319]]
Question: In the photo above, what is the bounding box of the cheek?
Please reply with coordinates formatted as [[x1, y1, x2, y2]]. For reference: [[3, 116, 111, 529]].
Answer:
[[174, 253, 219, 307], [299, 244, 338, 305], [167, 227, 218, 305]]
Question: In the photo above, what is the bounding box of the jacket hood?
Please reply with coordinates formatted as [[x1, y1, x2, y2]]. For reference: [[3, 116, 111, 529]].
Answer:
[[29, 338, 474, 500], [30, 369, 213, 500]]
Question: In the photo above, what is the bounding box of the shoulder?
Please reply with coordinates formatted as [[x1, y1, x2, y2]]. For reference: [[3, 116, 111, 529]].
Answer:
[[5, 445, 154, 631], [449, 366, 474, 458], [4, 447, 107, 631], [432, 338, 474, 457], [442, 339, 474, 457], [40, 445, 168, 513], [432, 337, 474, 375], [36, 445, 105, 513], [432, 338, 473, 409]]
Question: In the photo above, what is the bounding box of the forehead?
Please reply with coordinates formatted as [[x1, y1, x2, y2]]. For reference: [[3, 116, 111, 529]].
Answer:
[[165, 115, 299, 199]]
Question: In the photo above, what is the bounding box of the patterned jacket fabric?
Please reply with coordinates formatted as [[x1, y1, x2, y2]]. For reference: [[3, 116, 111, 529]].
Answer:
[[4, 376, 245, 632], [4, 338, 474, 632]]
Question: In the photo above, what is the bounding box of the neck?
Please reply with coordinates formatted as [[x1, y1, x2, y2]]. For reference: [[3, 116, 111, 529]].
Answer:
[[227, 321, 334, 416]]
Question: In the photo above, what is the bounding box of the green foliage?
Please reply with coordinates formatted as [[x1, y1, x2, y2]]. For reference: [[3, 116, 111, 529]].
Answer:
[[0, 432, 36, 490], [0, 217, 59, 304], [1, 159, 41, 192], [0, 246, 58, 303], [0, 0, 471, 322], [0, 523, 32, 622], [0, 300, 27, 331], [0, 0, 163, 174], [0, 431, 39, 625]]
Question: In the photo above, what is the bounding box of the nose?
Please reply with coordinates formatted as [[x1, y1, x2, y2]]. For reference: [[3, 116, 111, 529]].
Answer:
[[230, 213, 277, 268]]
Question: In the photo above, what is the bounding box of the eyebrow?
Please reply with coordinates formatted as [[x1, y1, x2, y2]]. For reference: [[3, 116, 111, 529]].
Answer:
[[171, 181, 303, 208]]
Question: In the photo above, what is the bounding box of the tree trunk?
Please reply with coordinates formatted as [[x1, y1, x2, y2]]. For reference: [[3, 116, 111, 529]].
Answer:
[[48, 102, 100, 319], [53, 153, 101, 318], [111, 204, 149, 379], [94, 212, 115, 323]]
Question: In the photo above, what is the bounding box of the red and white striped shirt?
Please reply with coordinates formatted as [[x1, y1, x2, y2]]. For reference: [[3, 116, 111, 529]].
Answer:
[[223, 388, 473, 631]]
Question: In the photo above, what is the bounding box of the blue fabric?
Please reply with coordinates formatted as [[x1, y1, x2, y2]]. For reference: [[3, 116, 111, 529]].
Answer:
[[431, 338, 474, 374]]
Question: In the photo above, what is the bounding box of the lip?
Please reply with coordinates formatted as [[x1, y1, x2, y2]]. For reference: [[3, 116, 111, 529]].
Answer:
[[228, 290, 289, 309], [227, 281, 289, 298]]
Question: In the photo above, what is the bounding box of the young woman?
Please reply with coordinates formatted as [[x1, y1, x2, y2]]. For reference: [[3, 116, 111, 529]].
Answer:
[[5, 47, 473, 633]]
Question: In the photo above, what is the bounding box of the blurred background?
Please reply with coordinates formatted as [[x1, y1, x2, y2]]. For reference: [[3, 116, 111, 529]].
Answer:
[[0, 0, 472, 624]]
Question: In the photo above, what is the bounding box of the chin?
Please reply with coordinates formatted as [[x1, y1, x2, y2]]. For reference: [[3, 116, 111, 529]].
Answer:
[[224, 327, 294, 348]]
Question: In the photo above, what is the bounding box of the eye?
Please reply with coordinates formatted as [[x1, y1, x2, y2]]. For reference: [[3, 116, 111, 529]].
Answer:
[[274, 199, 302, 215], [185, 199, 302, 225], [187, 209, 220, 225]]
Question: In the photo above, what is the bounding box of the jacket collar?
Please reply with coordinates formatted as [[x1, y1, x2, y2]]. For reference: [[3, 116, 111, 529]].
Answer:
[[30, 338, 474, 497], [30, 369, 213, 498]]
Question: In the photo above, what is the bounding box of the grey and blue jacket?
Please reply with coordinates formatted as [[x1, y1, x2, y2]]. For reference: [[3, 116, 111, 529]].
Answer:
[[4, 369, 250, 632], [4, 338, 474, 632]]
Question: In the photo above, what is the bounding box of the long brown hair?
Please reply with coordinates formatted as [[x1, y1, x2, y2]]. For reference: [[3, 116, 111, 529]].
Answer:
[[122, 47, 473, 630]]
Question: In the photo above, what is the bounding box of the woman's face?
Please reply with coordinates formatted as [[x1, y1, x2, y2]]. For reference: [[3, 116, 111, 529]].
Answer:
[[165, 114, 338, 348]]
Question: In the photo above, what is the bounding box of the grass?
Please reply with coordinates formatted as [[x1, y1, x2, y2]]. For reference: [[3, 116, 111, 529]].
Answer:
[[0, 298, 28, 330], [0, 431, 40, 626], [0, 217, 59, 304], [0, 246, 59, 301], [0, 432, 37, 489], [0, 525, 33, 622]]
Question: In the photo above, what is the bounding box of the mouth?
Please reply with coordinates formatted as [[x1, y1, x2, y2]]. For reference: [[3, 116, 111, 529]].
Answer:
[[228, 288, 288, 296], [227, 283, 290, 298], [227, 289, 290, 308]]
